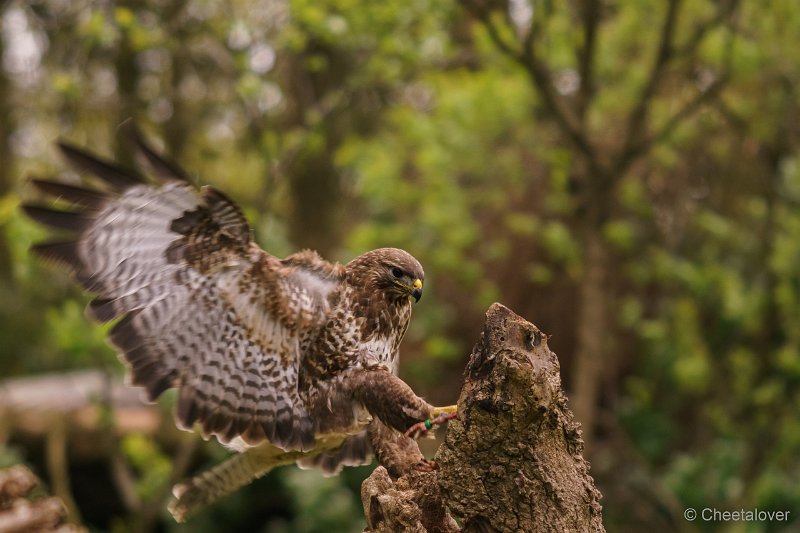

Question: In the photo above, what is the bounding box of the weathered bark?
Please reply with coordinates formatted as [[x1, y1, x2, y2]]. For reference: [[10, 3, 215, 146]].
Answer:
[[362, 303, 604, 532], [361, 468, 458, 533]]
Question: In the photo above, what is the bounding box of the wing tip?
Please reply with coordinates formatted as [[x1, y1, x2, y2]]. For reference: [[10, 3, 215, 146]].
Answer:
[[122, 351, 175, 401], [108, 310, 145, 351], [57, 140, 144, 190], [177, 387, 200, 429], [29, 178, 108, 209], [22, 204, 93, 233], [86, 297, 121, 323], [120, 122, 193, 183], [29, 240, 82, 270]]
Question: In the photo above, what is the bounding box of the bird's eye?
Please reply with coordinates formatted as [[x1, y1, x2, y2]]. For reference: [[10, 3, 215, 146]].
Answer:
[[391, 267, 403, 278]]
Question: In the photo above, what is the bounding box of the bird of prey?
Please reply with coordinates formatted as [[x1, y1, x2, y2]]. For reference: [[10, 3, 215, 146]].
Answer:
[[23, 130, 456, 521]]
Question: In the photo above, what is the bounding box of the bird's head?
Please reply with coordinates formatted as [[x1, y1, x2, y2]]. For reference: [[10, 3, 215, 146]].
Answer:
[[347, 248, 425, 304]]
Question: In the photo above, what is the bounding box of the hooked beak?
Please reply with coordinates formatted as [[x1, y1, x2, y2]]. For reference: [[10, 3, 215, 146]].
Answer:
[[411, 278, 423, 303]]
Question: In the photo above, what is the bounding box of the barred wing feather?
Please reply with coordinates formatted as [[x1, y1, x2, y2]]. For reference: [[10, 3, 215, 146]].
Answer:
[[24, 140, 335, 452]]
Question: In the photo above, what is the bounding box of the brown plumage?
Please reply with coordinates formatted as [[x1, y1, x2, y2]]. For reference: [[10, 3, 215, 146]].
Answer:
[[23, 130, 453, 520]]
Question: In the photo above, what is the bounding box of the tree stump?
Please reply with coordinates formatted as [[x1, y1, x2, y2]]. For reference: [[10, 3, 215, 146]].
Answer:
[[362, 303, 604, 532]]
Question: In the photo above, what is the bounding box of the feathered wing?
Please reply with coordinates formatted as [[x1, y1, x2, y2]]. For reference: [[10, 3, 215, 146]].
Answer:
[[24, 139, 338, 452]]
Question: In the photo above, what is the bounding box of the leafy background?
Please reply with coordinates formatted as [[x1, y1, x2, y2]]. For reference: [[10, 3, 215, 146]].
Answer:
[[1, 0, 800, 531]]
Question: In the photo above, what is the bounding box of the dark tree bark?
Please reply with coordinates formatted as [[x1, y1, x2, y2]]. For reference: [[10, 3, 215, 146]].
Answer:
[[361, 468, 458, 533], [362, 303, 604, 532]]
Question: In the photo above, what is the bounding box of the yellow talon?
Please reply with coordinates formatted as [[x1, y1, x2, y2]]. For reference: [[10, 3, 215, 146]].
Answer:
[[431, 405, 457, 417]]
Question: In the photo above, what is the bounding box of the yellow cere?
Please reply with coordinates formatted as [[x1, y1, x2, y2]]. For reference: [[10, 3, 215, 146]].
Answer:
[[413, 279, 423, 289]]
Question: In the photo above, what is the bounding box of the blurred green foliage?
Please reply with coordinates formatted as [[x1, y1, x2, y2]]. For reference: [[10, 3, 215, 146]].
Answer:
[[121, 433, 172, 502], [1, 0, 800, 531]]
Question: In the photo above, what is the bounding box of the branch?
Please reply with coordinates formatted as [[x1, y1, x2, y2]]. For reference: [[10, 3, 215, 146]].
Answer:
[[576, 0, 601, 122], [634, 76, 726, 155], [620, 0, 682, 159], [362, 304, 605, 532], [519, 15, 599, 170], [46, 419, 82, 524], [615, 0, 741, 175], [673, 0, 740, 59], [460, 1, 601, 175]]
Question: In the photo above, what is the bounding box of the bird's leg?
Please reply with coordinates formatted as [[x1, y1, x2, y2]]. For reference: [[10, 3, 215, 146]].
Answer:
[[345, 367, 457, 440], [343, 368, 458, 475], [344, 366, 434, 433], [367, 419, 434, 478]]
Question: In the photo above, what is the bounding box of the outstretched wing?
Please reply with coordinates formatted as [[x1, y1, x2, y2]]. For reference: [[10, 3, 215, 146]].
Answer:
[[24, 137, 339, 451]]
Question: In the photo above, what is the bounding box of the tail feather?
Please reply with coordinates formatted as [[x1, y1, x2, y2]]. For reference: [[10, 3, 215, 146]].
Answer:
[[168, 445, 302, 522]]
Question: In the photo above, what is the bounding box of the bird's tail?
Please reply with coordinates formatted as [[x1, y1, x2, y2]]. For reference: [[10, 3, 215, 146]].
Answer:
[[168, 445, 302, 522]]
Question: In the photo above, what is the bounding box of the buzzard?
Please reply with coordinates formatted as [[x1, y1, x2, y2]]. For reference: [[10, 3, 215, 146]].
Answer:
[[23, 130, 456, 521]]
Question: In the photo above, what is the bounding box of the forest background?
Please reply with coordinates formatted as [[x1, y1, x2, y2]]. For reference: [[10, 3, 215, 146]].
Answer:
[[1, 1, 799, 531]]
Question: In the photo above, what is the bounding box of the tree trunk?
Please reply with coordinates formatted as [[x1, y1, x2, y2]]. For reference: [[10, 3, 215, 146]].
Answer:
[[362, 303, 604, 532], [569, 229, 608, 450]]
